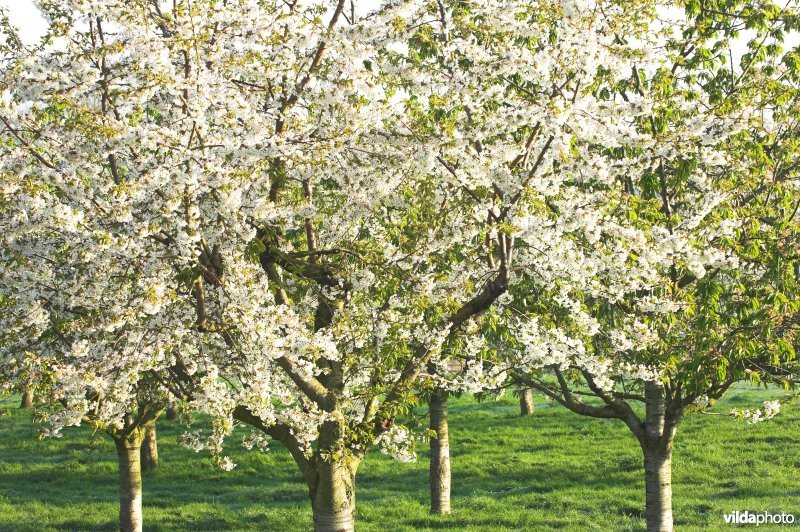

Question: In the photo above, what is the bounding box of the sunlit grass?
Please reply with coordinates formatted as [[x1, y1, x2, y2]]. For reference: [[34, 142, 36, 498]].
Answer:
[[0, 385, 797, 531]]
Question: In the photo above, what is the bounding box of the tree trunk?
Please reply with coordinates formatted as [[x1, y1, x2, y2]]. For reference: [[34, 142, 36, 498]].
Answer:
[[310, 459, 358, 532], [19, 387, 33, 409], [643, 447, 673, 532], [140, 424, 159, 473], [519, 386, 534, 416], [165, 403, 179, 421], [428, 390, 451, 514], [115, 434, 144, 532], [640, 381, 676, 532]]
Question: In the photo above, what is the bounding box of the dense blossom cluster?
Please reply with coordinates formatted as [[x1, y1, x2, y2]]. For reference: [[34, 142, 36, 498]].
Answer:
[[0, 0, 677, 454]]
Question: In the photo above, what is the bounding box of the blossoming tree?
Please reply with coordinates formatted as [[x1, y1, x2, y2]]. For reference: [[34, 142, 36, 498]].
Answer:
[[499, 2, 800, 530], [1, 1, 521, 529], [376, 0, 694, 518]]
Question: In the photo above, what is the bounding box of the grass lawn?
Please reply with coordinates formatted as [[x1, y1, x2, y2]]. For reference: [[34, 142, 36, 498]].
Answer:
[[0, 386, 798, 531]]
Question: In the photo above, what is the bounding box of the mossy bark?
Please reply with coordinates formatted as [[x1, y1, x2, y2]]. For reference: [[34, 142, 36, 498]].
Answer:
[[308, 417, 359, 532], [114, 432, 144, 532], [310, 459, 357, 532]]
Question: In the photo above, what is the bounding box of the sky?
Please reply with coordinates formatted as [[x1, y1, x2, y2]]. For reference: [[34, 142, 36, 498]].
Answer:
[[0, 0, 47, 45]]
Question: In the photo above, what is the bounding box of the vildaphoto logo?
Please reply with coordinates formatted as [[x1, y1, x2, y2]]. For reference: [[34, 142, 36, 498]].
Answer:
[[724, 511, 796, 526]]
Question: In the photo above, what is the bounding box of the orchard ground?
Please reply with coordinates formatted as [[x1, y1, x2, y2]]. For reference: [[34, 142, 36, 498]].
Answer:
[[0, 387, 797, 531]]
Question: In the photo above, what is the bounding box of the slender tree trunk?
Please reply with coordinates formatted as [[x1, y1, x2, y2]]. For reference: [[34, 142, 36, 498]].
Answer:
[[309, 458, 358, 532], [429, 390, 451, 514], [643, 446, 673, 532], [19, 387, 33, 409], [114, 433, 144, 532], [519, 386, 534, 416], [140, 424, 159, 473], [165, 403, 179, 421], [640, 381, 677, 532]]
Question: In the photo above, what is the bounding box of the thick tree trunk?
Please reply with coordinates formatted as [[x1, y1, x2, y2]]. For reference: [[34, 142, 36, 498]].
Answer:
[[428, 390, 451, 514], [115, 434, 144, 532], [643, 447, 673, 532], [140, 424, 159, 473], [519, 386, 535, 416], [19, 387, 33, 409], [310, 459, 358, 532], [165, 403, 179, 421]]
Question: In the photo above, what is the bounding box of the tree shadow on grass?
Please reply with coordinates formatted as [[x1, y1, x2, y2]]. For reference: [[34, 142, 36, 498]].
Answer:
[[1, 391, 797, 531]]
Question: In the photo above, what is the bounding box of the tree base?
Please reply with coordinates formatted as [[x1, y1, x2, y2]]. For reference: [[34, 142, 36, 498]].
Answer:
[[312, 507, 355, 532]]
